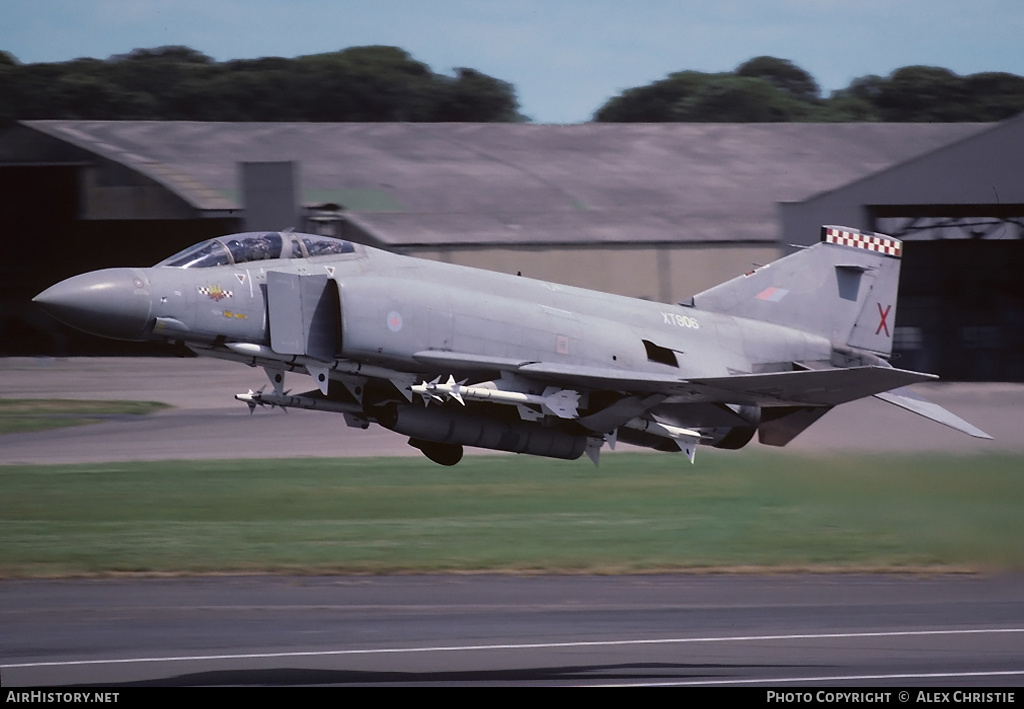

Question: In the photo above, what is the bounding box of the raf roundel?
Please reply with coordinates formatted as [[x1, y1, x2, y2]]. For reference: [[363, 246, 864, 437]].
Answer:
[[387, 311, 403, 333]]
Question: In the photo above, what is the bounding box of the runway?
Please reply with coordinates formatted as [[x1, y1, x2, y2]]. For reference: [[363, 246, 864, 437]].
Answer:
[[2, 358, 1023, 687], [3, 574, 1024, 687]]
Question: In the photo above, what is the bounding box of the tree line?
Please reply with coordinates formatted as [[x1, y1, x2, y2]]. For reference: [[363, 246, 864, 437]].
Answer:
[[594, 56, 1024, 123], [0, 45, 522, 123], [2, 47, 1023, 124]]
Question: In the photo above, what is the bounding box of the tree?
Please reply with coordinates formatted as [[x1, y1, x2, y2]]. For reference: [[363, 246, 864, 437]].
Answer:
[[595, 59, 1024, 123], [873, 66, 968, 121], [0, 45, 522, 123], [961, 72, 1024, 120], [670, 75, 816, 122], [830, 66, 1024, 122], [735, 56, 820, 101], [109, 46, 214, 64], [431, 68, 521, 122], [594, 71, 710, 121], [294, 47, 434, 121], [594, 62, 820, 123]]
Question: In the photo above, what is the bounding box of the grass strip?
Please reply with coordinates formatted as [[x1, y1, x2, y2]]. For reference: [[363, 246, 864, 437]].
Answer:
[[0, 399, 171, 434], [1, 451, 1021, 577]]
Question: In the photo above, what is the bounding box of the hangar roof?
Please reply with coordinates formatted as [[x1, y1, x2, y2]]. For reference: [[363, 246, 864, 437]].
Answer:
[[18, 120, 989, 246], [780, 112, 1024, 244]]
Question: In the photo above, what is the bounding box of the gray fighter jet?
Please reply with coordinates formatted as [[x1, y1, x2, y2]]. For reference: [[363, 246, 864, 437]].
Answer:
[[34, 225, 990, 465]]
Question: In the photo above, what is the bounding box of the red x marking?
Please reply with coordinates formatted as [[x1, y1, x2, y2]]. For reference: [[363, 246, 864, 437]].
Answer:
[[876, 303, 892, 337]]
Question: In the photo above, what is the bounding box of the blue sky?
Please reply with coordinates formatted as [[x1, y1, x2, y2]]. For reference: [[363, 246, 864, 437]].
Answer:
[[4, 1, 1024, 123]]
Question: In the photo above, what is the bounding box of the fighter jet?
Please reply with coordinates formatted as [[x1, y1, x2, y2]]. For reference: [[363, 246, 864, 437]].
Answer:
[[34, 225, 990, 465]]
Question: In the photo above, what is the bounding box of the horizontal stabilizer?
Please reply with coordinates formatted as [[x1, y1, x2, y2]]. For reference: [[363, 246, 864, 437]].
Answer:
[[874, 387, 992, 439]]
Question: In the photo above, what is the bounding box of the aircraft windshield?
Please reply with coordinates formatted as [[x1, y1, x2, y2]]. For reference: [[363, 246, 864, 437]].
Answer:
[[156, 232, 355, 268]]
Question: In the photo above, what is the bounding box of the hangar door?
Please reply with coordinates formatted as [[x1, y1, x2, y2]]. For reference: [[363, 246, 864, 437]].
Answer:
[[892, 239, 1024, 382]]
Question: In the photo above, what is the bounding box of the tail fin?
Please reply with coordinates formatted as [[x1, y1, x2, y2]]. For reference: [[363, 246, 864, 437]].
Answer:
[[692, 226, 902, 357]]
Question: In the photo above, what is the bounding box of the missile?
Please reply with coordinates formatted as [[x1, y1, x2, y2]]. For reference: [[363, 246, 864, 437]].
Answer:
[[410, 376, 581, 419], [622, 417, 702, 463], [235, 389, 361, 415]]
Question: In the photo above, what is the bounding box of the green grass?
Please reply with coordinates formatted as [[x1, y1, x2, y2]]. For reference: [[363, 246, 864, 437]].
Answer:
[[0, 399, 171, 434], [1, 451, 1021, 577]]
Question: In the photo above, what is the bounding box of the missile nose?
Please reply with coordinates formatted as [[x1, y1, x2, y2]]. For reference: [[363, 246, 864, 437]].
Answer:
[[34, 268, 153, 341]]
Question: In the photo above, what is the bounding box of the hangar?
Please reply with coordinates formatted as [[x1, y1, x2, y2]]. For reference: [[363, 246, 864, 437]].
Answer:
[[2, 117, 1021, 379]]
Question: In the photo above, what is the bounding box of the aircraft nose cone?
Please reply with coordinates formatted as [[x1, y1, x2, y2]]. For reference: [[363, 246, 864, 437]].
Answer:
[[34, 268, 153, 341]]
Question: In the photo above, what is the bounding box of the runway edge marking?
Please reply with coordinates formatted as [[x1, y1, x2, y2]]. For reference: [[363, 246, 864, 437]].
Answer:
[[5, 627, 1024, 669]]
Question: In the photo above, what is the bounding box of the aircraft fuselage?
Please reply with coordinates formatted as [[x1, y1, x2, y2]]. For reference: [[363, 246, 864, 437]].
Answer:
[[34, 228, 988, 464]]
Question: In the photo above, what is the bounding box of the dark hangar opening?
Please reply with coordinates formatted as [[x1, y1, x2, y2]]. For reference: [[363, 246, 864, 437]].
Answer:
[[893, 238, 1024, 382]]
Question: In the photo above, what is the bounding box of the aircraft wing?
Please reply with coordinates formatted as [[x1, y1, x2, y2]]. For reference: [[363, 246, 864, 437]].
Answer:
[[414, 351, 938, 407], [523, 362, 939, 406], [517, 360, 990, 440], [517, 362, 686, 391], [412, 350, 534, 373], [683, 366, 938, 407], [412, 351, 684, 390]]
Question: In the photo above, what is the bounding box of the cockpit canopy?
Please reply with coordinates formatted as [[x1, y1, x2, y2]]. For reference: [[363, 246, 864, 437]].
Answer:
[[156, 232, 356, 269]]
